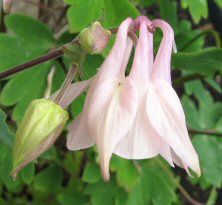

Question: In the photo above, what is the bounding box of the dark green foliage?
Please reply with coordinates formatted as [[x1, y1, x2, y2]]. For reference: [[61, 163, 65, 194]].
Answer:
[[0, 0, 222, 204]]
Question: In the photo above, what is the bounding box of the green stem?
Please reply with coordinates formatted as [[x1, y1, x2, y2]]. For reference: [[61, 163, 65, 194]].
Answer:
[[0, 47, 64, 79], [54, 64, 77, 105], [173, 74, 204, 87], [206, 187, 217, 205], [189, 129, 222, 138], [180, 29, 221, 51]]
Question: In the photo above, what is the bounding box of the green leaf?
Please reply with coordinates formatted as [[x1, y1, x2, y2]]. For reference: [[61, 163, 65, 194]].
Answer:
[[82, 55, 104, 79], [34, 164, 63, 193], [110, 0, 140, 26], [0, 198, 6, 205], [138, 0, 156, 7], [57, 190, 88, 205], [63, 152, 83, 175], [0, 66, 48, 107], [5, 14, 54, 44], [115, 188, 128, 205], [0, 144, 22, 192], [205, 77, 222, 94], [214, 0, 222, 7], [182, 95, 201, 130], [82, 162, 101, 183], [71, 94, 86, 118], [0, 35, 48, 72], [20, 163, 35, 184], [0, 14, 56, 124], [66, 0, 140, 32], [206, 187, 218, 205], [216, 117, 222, 133], [66, 0, 104, 33], [184, 80, 213, 105], [181, 0, 208, 23], [0, 15, 54, 72], [172, 48, 222, 75], [193, 135, 222, 188], [0, 109, 14, 148], [127, 174, 148, 205], [85, 179, 119, 205], [159, 0, 178, 29], [40, 146, 57, 160], [110, 156, 139, 190], [175, 20, 204, 52], [184, 80, 222, 129], [0, 63, 51, 124], [51, 62, 66, 93], [127, 161, 177, 205]]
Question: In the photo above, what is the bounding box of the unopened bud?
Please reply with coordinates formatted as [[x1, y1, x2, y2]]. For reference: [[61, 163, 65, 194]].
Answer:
[[12, 99, 69, 179], [79, 21, 111, 54], [3, 0, 13, 13]]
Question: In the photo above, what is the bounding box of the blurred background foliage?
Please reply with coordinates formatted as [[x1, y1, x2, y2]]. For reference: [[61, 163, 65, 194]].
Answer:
[[0, 0, 222, 204]]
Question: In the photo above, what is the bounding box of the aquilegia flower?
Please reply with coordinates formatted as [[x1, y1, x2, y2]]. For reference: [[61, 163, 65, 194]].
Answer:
[[59, 16, 200, 180], [114, 17, 200, 177]]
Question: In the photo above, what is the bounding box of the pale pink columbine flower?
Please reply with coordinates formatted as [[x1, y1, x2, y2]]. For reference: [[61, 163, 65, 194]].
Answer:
[[114, 17, 200, 176], [3, 0, 13, 13], [60, 17, 200, 180]]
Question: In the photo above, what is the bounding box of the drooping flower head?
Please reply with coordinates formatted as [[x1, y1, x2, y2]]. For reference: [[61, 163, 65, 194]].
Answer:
[[114, 16, 160, 160], [117, 16, 200, 177], [63, 16, 200, 180]]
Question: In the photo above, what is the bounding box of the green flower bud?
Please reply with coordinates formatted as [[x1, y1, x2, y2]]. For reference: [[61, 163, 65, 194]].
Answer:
[[12, 99, 69, 179], [79, 21, 111, 54]]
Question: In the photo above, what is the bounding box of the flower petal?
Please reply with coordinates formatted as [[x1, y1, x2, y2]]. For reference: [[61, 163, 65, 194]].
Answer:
[[151, 19, 175, 84], [98, 17, 133, 80], [130, 20, 152, 83], [114, 19, 158, 160], [114, 87, 159, 159], [87, 77, 138, 180], [155, 80, 185, 120], [67, 114, 95, 150], [159, 144, 174, 167], [147, 80, 200, 176], [121, 38, 133, 72], [171, 148, 183, 168]]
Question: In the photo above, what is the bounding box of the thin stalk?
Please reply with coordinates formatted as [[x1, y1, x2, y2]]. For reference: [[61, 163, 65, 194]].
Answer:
[[189, 129, 222, 137], [156, 159, 203, 205], [54, 64, 77, 105], [109, 28, 138, 45], [180, 29, 221, 51], [0, 47, 63, 79], [173, 74, 204, 87], [177, 184, 203, 205]]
